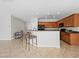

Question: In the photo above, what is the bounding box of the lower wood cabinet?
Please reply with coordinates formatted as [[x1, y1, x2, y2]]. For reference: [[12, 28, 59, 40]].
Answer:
[[70, 33, 79, 45], [61, 31, 79, 45], [60, 32, 70, 44]]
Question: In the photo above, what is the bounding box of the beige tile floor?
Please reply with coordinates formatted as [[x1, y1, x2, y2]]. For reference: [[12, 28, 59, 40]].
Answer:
[[0, 39, 79, 58]]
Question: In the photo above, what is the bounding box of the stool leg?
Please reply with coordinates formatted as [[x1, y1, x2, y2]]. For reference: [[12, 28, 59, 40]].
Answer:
[[26, 38, 27, 49], [28, 38, 30, 50], [36, 37, 37, 47], [22, 36, 23, 47], [32, 38, 33, 46]]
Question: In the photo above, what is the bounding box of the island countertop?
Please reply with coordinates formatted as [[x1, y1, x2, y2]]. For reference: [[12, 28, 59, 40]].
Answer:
[[26, 30, 60, 32]]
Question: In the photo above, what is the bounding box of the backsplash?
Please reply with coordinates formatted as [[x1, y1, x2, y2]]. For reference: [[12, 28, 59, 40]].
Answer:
[[66, 27, 79, 31]]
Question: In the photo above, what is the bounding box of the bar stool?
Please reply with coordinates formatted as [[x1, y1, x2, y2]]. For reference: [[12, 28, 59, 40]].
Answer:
[[14, 30, 24, 39], [14, 30, 24, 47], [25, 32, 37, 50]]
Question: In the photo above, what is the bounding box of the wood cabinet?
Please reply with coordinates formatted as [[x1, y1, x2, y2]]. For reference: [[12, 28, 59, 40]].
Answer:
[[38, 22, 58, 28], [58, 14, 79, 27], [60, 32, 70, 44], [74, 14, 79, 27], [70, 33, 79, 45], [38, 13, 79, 28], [64, 15, 74, 27], [61, 31, 79, 45]]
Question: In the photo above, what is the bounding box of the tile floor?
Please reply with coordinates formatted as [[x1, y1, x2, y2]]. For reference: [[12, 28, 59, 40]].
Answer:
[[0, 39, 79, 58]]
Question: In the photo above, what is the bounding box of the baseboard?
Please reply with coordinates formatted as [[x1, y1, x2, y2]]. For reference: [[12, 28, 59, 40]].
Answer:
[[0, 39, 11, 40]]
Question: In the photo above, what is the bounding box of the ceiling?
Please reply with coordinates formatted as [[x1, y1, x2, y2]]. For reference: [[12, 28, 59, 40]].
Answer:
[[0, 0, 79, 21]]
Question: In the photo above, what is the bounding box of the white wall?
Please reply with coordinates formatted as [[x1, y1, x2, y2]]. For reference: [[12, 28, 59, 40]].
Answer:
[[0, 15, 11, 40], [25, 18, 38, 31], [11, 16, 26, 39], [0, 3, 11, 40]]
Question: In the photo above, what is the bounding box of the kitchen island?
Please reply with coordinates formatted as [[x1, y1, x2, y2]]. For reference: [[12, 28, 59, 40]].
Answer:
[[31, 30, 60, 48]]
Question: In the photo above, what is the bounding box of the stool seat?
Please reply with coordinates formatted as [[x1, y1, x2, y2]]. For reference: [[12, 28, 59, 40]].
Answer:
[[29, 35, 37, 39]]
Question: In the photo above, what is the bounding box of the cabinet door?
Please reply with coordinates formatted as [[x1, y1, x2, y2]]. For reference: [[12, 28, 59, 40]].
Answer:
[[64, 34, 70, 44], [61, 32, 70, 44], [64, 15, 74, 27], [70, 34, 79, 45], [38, 22, 58, 28], [74, 14, 79, 27], [58, 15, 74, 27]]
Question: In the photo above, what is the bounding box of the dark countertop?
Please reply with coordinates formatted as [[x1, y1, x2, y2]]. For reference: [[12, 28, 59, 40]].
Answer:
[[64, 31, 79, 34], [32, 30, 60, 31], [27, 29, 60, 31]]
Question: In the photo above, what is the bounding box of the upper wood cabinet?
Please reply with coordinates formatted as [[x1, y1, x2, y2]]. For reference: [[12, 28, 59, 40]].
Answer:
[[38, 13, 79, 28], [74, 14, 79, 27], [64, 15, 74, 27], [57, 14, 79, 27], [38, 22, 58, 28]]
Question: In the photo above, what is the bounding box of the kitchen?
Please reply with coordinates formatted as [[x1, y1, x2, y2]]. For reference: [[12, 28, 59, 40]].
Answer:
[[58, 13, 79, 45], [11, 13, 79, 48], [26, 17, 60, 48], [38, 13, 79, 46], [26, 13, 79, 48]]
